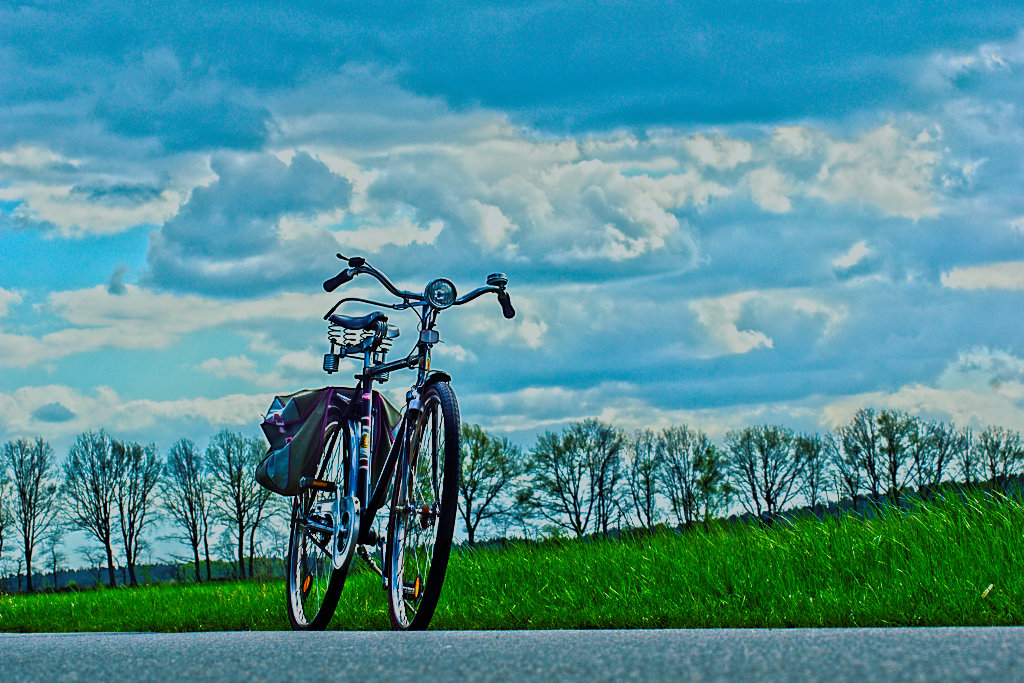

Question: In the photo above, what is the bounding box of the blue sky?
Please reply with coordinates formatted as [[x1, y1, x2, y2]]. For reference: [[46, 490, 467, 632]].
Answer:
[[2, 0, 1024, 477]]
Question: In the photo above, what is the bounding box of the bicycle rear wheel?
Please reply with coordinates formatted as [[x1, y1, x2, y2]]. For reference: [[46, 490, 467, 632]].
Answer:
[[385, 381, 461, 630], [286, 412, 355, 630]]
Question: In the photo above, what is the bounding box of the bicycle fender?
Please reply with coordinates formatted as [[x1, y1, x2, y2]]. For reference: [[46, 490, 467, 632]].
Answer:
[[420, 371, 452, 391]]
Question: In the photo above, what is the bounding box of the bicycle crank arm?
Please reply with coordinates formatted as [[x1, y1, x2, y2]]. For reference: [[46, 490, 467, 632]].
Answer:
[[333, 494, 360, 570]]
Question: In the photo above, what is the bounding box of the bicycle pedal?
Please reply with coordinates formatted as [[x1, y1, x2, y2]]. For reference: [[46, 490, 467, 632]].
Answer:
[[403, 577, 423, 600], [299, 477, 337, 493]]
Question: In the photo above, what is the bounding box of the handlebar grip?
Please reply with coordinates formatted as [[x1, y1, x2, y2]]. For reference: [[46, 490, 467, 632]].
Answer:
[[323, 269, 354, 292], [497, 291, 516, 319]]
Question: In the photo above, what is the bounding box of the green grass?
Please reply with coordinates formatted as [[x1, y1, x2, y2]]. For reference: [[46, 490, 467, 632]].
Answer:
[[2, 491, 1022, 632]]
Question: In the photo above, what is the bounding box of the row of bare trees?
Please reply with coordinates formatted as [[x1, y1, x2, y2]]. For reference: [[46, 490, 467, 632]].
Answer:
[[455, 410, 1024, 542], [4, 408, 1022, 586], [0, 428, 282, 592]]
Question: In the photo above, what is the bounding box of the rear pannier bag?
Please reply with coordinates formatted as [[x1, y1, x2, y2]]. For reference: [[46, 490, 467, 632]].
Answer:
[[256, 387, 401, 496]]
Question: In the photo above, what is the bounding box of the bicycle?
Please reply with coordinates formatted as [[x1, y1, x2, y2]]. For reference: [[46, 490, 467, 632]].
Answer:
[[285, 253, 515, 631]]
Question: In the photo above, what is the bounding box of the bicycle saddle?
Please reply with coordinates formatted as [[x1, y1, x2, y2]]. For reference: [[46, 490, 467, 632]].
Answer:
[[329, 311, 388, 330]]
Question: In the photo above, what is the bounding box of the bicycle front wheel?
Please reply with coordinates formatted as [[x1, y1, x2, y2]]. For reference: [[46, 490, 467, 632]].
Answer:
[[286, 412, 354, 630], [385, 381, 461, 630]]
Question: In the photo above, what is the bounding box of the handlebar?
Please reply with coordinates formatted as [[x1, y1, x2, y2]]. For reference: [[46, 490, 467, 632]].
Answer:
[[497, 291, 516, 319], [323, 268, 355, 292], [324, 253, 515, 317], [323, 254, 421, 300]]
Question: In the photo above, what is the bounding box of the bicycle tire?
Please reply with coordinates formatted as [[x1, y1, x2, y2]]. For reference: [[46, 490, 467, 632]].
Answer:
[[286, 411, 356, 630], [385, 381, 461, 630]]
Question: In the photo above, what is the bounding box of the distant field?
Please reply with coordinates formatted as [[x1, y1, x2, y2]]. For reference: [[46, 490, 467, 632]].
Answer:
[[2, 491, 1021, 632]]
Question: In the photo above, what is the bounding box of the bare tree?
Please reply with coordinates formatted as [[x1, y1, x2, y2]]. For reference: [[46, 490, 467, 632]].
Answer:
[[63, 431, 119, 588], [207, 429, 263, 579], [976, 426, 1024, 481], [876, 410, 915, 499], [956, 427, 980, 486], [245, 435, 278, 577], [838, 408, 882, 497], [725, 425, 801, 517], [793, 433, 833, 507], [694, 443, 730, 522], [458, 424, 525, 544], [112, 439, 162, 587], [659, 425, 711, 526], [162, 438, 213, 582], [0, 473, 12, 572], [4, 437, 60, 592], [40, 524, 66, 590], [528, 425, 596, 537], [909, 420, 966, 489], [831, 429, 861, 500], [581, 420, 625, 537], [625, 429, 661, 528]]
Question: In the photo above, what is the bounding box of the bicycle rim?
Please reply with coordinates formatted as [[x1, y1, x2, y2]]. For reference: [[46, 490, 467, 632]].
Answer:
[[386, 382, 460, 630], [286, 416, 351, 630]]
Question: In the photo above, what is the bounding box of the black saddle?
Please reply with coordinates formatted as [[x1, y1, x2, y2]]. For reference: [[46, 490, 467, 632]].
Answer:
[[328, 311, 388, 330]]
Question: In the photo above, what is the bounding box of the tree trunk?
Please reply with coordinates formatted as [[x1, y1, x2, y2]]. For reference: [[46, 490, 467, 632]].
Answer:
[[105, 543, 117, 587], [204, 536, 212, 581], [25, 547, 34, 592], [237, 519, 245, 579], [192, 542, 202, 583], [248, 522, 257, 578], [128, 563, 138, 587]]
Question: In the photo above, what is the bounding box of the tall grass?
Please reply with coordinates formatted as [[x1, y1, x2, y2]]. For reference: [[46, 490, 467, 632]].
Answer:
[[2, 491, 1021, 632]]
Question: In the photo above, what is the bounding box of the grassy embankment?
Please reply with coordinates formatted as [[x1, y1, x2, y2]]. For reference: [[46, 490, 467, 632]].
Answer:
[[2, 491, 1022, 632]]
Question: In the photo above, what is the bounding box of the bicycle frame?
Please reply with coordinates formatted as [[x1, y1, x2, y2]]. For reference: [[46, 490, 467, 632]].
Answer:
[[286, 253, 514, 630], [337, 304, 443, 549]]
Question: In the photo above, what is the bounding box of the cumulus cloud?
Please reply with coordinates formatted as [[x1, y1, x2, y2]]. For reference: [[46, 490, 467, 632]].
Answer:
[[832, 241, 872, 270], [808, 125, 940, 219], [0, 384, 268, 447], [747, 166, 792, 213], [684, 134, 753, 170], [690, 292, 774, 357], [941, 261, 1024, 290], [688, 289, 849, 358], [145, 151, 352, 294], [0, 287, 22, 319], [0, 284, 327, 368]]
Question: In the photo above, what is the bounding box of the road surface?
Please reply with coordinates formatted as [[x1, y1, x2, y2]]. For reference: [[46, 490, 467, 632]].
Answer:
[[2, 627, 1022, 681]]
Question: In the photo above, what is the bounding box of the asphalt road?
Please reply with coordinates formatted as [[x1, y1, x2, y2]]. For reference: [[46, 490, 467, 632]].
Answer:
[[2, 628, 1022, 681]]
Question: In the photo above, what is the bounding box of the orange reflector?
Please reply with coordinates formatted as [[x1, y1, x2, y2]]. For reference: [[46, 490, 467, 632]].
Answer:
[[414, 576, 421, 599], [302, 576, 311, 594]]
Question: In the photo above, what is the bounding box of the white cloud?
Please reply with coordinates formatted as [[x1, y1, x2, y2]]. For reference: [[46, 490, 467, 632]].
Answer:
[[688, 289, 848, 357], [941, 261, 1024, 290], [822, 347, 1024, 433], [684, 134, 753, 169], [690, 292, 773, 357], [0, 284, 331, 368], [0, 384, 269, 443], [330, 217, 444, 253], [0, 288, 22, 319], [809, 125, 940, 220], [196, 355, 258, 379], [747, 166, 792, 213], [821, 384, 1024, 434], [461, 199, 518, 248], [832, 240, 872, 269], [771, 126, 815, 157], [467, 381, 825, 440], [0, 144, 78, 170]]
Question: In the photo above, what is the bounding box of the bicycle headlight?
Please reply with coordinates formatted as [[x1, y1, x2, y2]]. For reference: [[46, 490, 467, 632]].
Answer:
[[425, 278, 457, 309]]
